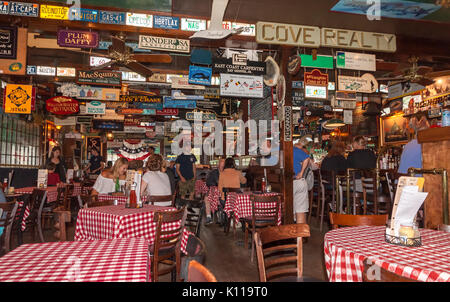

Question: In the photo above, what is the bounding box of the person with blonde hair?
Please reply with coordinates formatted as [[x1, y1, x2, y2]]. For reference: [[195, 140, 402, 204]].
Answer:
[[141, 154, 172, 206], [92, 158, 129, 195]]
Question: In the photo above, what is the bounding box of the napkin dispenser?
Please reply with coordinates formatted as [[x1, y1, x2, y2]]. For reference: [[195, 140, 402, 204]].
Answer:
[[385, 176, 428, 247]]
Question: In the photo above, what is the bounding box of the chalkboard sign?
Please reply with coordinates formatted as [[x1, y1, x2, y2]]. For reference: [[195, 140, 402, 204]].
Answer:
[[250, 86, 272, 126], [0, 26, 17, 59]]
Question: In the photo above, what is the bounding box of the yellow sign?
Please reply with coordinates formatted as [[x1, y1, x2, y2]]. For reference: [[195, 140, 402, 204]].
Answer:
[[4, 84, 33, 114], [40, 5, 69, 20]]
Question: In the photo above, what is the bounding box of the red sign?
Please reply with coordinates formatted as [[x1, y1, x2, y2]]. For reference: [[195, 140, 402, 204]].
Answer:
[[304, 69, 328, 86], [156, 108, 178, 115], [46, 96, 79, 115]]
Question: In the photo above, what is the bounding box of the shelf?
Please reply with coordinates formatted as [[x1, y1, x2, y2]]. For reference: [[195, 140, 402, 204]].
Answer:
[[417, 127, 450, 143]]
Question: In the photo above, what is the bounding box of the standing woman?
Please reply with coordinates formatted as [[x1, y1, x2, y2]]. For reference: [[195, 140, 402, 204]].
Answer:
[[91, 158, 129, 195], [45, 146, 67, 183]]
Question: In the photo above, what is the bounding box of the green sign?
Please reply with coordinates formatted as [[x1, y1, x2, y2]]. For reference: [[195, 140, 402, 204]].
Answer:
[[300, 54, 334, 69], [336, 52, 345, 68]]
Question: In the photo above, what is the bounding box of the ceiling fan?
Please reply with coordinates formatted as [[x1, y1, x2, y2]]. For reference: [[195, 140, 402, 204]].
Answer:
[[68, 33, 172, 78], [376, 56, 450, 86]]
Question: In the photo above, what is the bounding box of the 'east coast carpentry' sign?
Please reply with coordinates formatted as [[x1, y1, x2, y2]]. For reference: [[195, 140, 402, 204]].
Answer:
[[57, 29, 99, 48], [138, 35, 190, 53], [77, 70, 122, 86], [256, 22, 396, 52]]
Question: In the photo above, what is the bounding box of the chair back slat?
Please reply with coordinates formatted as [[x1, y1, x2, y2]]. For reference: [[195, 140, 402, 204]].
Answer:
[[329, 213, 388, 229], [0, 201, 19, 254], [251, 194, 280, 224], [254, 224, 310, 282], [146, 194, 175, 207]]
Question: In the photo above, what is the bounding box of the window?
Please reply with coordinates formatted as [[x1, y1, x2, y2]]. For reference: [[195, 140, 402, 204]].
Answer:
[[0, 113, 42, 167]]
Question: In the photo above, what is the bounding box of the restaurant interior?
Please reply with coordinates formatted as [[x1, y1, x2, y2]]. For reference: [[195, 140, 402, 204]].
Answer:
[[0, 0, 449, 283]]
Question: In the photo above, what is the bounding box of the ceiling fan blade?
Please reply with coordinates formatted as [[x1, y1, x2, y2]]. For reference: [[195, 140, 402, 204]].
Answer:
[[125, 61, 153, 78], [111, 35, 126, 53], [424, 70, 450, 78], [415, 78, 435, 86], [131, 53, 173, 64], [416, 66, 433, 76], [376, 76, 406, 81]]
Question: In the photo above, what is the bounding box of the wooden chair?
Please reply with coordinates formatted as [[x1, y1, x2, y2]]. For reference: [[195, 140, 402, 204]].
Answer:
[[151, 206, 187, 282], [308, 170, 320, 225], [361, 170, 391, 215], [254, 224, 319, 282], [0, 201, 19, 255], [329, 213, 388, 229], [362, 258, 418, 282], [146, 194, 176, 207], [187, 260, 217, 282], [180, 234, 206, 281], [243, 194, 281, 262], [184, 198, 205, 238], [25, 189, 47, 242]]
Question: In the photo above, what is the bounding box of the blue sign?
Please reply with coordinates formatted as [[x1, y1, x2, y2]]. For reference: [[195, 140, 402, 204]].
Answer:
[[163, 97, 197, 109], [292, 81, 304, 89], [99, 11, 126, 25], [9, 2, 39, 17], [188, 65, 212, 86], [98, 41, 152, 53], [153, 15, 180, 29], [69, 8, 99, 23], [26, 65, 37, 75], [133, 102, 164, 110]]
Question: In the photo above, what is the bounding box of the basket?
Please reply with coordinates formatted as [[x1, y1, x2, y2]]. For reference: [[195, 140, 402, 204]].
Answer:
[[385, 232, 422, 247]]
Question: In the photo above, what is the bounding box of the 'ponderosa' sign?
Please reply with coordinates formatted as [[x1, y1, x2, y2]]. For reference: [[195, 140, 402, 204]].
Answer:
[[138, 35, 190, 53]]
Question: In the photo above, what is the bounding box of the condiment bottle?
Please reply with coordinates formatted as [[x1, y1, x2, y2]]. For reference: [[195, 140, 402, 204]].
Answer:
[[261, 177, 266, 193], [129, 183, 137, 208], [3, 178, 8, 193]]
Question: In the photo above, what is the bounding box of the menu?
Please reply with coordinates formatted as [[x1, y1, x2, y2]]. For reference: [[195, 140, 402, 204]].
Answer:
[[37, 169, 48, 188]]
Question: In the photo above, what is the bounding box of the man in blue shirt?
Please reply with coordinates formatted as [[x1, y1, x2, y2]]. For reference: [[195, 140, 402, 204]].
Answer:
[[293, 136, 314, 224], [176, 145, 197, 200]]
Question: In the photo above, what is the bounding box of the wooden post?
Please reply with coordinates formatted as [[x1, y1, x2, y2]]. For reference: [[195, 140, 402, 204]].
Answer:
[[281, 46, 294, 224]]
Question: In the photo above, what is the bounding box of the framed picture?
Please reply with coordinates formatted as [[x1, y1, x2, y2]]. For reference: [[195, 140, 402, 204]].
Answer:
[[86, 136, 102, 161], [380, 114, 409, 145]]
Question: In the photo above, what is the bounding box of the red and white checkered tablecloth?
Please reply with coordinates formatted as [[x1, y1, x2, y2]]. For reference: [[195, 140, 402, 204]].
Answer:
[[207, 186, 220, 213], [224, 192, 282, 225], [98, 194, 148, 205], [74, 204, 192, 254], [324, 225, 450, 282], [0, 238, 150, 282], [195, 180, 209, 196]]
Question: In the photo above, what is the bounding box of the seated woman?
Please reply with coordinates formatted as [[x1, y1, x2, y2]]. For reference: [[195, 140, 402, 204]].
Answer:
[[218, 158, 247, 204], [91, 158, 129, 195], [141, 154, 172, 206], [46, 162, 62, 186], [320, 141, 348, 182]]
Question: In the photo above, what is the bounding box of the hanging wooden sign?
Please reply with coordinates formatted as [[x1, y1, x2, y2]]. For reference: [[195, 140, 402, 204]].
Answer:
[[3, 84, 34, 114], [46, 96, 79, 115], [57, 29, 99, 48], [119, 95, 162, 103], [77, 70, 122, 86]]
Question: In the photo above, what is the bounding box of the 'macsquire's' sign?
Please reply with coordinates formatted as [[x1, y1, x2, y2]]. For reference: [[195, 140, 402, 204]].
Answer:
[[57, 29, 99, 48], [77, 70, 122, 86], [46, 96, 79, 115]]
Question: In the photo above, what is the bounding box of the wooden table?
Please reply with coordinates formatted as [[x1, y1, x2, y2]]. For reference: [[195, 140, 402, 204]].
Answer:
[[324, 225, 450, 282], [0, 238, 151, 282]]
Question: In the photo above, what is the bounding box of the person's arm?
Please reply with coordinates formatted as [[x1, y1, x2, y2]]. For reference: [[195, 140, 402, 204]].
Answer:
[[239, 171, 247, 184], [296, 157, 311, 179], [192, 156, 197, 180], [218, 174, 224, 199], [176, 163, 185, 182], [140, 179, 148, 198]]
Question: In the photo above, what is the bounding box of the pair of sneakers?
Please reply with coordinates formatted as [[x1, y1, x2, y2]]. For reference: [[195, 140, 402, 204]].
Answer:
[[204, 216, 213, 225]]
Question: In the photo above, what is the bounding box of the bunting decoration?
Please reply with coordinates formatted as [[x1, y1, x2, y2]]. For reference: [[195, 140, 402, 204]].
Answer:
[[117, 140, 152, 161]]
